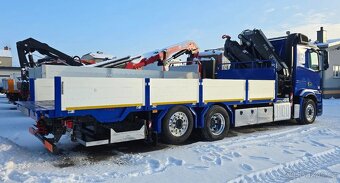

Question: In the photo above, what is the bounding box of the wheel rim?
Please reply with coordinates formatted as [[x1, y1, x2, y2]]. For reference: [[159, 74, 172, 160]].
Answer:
[[169, 112, 189, 137], [305, 104, 315, 122], [209, 113, 226, 136]]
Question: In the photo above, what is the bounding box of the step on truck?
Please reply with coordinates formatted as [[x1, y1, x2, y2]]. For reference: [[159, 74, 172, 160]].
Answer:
[[17, 29, 329, 153]]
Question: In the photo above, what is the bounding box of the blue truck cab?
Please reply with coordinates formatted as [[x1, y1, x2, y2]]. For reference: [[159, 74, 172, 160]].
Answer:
[[270, 34, 328, 117]]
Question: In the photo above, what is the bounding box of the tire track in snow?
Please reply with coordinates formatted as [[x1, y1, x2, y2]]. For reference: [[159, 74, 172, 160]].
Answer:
[[143, 156, 184, 174], [227, 148, 340, 183], [192, 125, 319, 165], [195, 125, 317, 151]]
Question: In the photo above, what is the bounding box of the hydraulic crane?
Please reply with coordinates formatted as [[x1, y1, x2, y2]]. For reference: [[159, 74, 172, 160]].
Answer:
[[16, 38, 200, 101]]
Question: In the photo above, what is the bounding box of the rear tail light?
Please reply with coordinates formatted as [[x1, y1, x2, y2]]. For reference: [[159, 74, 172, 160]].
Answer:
[[64, 120, 73, 129]]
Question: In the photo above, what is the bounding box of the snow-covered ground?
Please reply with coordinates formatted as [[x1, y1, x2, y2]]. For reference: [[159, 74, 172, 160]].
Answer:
[[0, 94, 339, 183]]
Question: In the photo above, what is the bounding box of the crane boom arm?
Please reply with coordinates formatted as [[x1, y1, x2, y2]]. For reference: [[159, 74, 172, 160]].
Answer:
[[124, 41, 199, 69], [17, 38, 82, 68], [16, 38, 83, 81]]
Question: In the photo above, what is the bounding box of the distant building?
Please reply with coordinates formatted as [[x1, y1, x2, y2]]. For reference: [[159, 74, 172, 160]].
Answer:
[[317, 27, 340, 98], [0, 46, 12, 67], [81, 51, 115, 63], [0, 46, 21, 90], [0, 67, 21, 90]]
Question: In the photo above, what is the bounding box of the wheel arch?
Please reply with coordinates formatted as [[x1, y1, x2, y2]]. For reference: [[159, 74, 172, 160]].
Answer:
[[298, 90, 319, 103], [304, 94, 317, 104], [299, 93, 318, 112], [297, 89, 319, 112], [297, 95, 318, 124]]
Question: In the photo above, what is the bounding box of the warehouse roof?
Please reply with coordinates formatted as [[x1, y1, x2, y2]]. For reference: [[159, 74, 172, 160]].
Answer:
[[317, 39, 340, 49]]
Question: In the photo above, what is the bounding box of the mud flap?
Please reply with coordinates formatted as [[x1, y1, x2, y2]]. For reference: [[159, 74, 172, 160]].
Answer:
[[29, 127, 59, 154]]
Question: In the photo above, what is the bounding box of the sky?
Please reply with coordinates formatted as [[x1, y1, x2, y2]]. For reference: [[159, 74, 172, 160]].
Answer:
[[1, 0, 340, 66]]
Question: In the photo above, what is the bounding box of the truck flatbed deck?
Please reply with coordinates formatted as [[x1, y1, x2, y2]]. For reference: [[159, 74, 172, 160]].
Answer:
[[18, 100, 55, 111], [17, 100, 54, 120]]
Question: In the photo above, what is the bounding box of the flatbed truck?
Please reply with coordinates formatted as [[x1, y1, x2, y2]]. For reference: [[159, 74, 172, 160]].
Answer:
[[17, 29, 328, 153], [2, 73, 23, 102]]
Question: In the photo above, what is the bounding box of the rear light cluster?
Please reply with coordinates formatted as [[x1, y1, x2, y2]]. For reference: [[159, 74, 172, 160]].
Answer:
[[64, 120, 73, 129]]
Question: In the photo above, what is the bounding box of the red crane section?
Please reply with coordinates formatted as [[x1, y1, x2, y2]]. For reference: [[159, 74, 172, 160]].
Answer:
[[124, 41, 199, 69]]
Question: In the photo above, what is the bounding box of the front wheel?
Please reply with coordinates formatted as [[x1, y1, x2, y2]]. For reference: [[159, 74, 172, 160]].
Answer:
[[201, 105, 230, 141], [297, 98, 316, 125], [161, 105, 193, 144]]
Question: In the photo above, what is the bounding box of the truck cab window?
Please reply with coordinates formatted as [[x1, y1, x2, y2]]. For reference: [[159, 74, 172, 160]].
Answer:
[[308, 51, 319, 71]]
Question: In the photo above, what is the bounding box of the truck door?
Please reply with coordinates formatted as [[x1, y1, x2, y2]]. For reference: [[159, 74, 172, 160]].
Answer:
[[295, 45, 322, 95]]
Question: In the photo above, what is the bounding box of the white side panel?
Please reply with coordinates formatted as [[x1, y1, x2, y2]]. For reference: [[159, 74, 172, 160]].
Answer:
[[34, 79, 54, 101], [235, 108, 258, 127], [248, 80, 275, 101], [294, 104, 300, 119], [274, 102, 291, 121], [110, 126, 145, 143], [61, 77, 145, 110], [77, 139, 109, 147], [257, 107, 273, 123], [203, 79, 246, 103], [150, 79, 199, 106]]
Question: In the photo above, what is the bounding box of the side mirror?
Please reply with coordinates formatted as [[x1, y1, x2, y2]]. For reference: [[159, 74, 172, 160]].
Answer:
[[322, 50, 329, 70]]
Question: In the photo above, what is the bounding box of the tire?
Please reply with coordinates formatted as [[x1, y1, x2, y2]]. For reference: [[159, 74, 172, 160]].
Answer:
[[297, 98, 316, 125], [201, 105, 230, 141], [161, 105, 193, 144]]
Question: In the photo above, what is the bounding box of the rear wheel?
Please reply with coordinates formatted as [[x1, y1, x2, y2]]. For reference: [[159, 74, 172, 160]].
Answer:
[[201, 105, 230, 141], [161, 105, 193, 144], [297, 98, 316, 125]]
